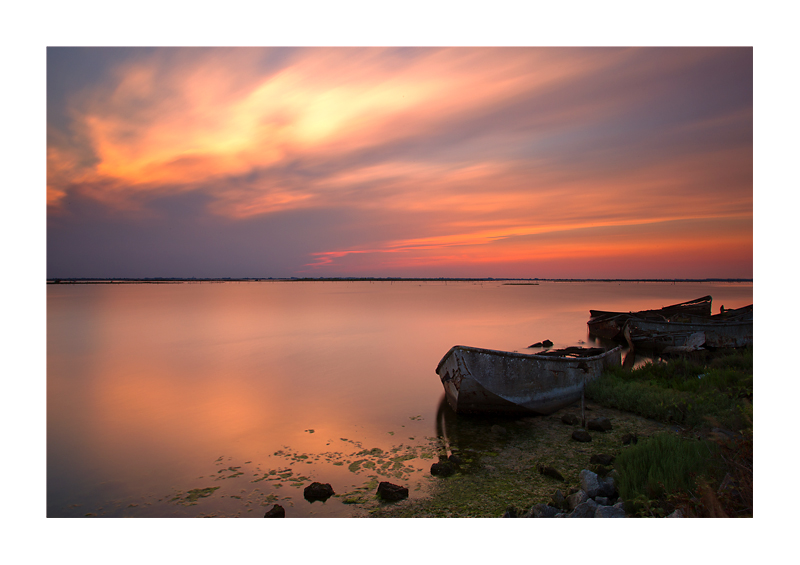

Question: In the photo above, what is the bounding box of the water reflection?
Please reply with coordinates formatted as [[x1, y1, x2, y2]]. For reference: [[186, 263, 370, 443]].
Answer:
[[47, 280, 752, 517]]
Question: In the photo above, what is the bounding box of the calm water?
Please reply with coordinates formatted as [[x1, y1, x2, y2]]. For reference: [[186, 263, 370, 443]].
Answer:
[[47, 280, 752, 517]]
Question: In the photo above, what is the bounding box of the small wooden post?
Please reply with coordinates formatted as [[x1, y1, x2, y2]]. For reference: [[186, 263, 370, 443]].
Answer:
[[581, 381, 586, 428]]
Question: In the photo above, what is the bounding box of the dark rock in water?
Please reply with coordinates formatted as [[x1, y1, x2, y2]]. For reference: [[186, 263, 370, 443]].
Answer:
[[263, 504, 285, 518], [537, 464, 565, 481], [561, 413, 579, 425], [587, 417, 613, 432], [431, 461, 456, 477], [304, 482, 335, 501], [571, 430, 592, 442], [448, 453, 463, 465], [621, 433, 638, 445], [542, 340, 553, 347], [590, 453, 615, 466], [377, 481, 409, 501]]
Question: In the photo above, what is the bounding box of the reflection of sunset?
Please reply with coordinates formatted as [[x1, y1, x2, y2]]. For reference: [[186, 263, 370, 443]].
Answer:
[[48, 47, 752, 279]]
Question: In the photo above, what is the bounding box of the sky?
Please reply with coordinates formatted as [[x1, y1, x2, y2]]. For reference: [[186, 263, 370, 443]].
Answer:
[[46, 46, 753, 279]]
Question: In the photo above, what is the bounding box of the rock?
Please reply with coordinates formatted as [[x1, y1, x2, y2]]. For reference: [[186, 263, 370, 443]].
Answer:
[[550, 489, 567, 510], [448, 453, 463, 465], [263, 504, 285, 517], [561, 413, 580, 425], [537, 464, 565, 481], [502, 505, 518, 518], [621, 433, 638, 445], [594, 496, 610, 506], [525, 503, 560, 518], [595, 504, 626, 518], [377, 481, 408, 501], [542, 340, 553, 347], [590, 453, 615, 466], [431, 461, 456, 477], [571, 430, 592, 442], [304, 482, 335, 501], [567, 489, 588, 510], [599, 475, 617, 498], [667, 508, 685, 518], [589, 464, 612, 477], [569, 499, 599, 518], [579, 469, 603, 498], [587, 417, 612, 432], [490, 424, 507, 435]]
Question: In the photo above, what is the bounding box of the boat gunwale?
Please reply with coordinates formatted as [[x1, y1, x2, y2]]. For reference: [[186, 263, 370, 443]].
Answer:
[[435, 344, 622, 374]]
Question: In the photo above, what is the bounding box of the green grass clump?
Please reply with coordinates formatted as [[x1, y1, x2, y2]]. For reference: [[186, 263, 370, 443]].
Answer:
[[586, 347, 752, 431], [615, 432, 716, 506]]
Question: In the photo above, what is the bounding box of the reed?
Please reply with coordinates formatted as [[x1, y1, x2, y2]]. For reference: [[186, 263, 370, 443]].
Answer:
[[615, 432, 717, 512]]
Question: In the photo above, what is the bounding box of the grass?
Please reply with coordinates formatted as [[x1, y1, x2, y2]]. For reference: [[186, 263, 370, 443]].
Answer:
[[614, 432, 717, 516], [586, 347, 752, 431], [586, 346, 753, 517]]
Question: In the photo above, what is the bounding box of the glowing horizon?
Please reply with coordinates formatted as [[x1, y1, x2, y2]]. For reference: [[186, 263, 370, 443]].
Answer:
[[47, 47, 752, 279]]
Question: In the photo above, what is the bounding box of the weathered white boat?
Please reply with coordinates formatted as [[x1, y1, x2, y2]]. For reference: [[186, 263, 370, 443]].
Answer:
[[435, 345, 622, 415]]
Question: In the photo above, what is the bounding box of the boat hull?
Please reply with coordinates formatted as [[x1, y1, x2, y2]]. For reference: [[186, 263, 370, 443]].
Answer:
[[627, 316, 752, 351], [587, 296, 713, 341], [435, 345, 621, 415]]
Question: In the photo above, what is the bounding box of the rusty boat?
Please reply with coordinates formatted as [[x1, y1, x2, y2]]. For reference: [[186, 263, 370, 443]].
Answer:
[[587, 295, 713, 341], [435, 345, 622, 415], [625, 303, 753, 353]]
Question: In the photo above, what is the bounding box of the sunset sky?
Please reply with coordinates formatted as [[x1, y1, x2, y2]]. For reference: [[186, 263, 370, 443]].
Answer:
[[46, 47, 753, 279]]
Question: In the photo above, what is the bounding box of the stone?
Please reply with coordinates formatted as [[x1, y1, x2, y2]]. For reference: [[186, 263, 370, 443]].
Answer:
[[569, 499, 599, 518], [448, 453, 463, 465], [567, 489, 588, 510], [621, 433, 638, 445], [490, 424, 507, 435], [667, 509, 685, 518], [502, 506, 518, 518], [525, 503, 560, 518], [594, 496, 610, 506], [590, 453, 615, 466], [571, 430, 592, 442], [377, 481, 408, 501], [561, 413, 580, 425], [587, 417, 613, 432], [303, 482, 335, 502], [431, 461, 456, 477], [579, 469, 603, 498], [537, 464, 565, 481], [263, 504, 285, 517], [550, 489, 567, 510], [589, 464, 612, 477], [599, 475, 617, 498], [595, 504, 626, 518]]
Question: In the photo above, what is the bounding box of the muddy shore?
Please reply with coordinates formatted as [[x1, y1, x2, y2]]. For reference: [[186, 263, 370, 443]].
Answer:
[[367, 402, 670, 518]]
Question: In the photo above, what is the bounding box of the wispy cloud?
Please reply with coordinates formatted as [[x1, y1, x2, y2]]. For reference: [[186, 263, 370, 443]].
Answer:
[[47, 47, 752, 278]]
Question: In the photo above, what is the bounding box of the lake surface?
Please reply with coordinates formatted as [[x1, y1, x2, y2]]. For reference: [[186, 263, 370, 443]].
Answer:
[[47, 280, 752, 517]]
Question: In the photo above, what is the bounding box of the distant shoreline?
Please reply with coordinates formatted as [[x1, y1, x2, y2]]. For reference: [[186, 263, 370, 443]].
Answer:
[[46, 277, 753, 284]]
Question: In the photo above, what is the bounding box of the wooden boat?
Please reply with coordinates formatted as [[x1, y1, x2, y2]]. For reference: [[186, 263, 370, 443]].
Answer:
[[587, 295, 713, 340], [625, 304, 753, 352], [435, 345, 622, 415]]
